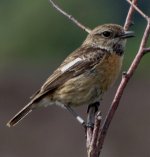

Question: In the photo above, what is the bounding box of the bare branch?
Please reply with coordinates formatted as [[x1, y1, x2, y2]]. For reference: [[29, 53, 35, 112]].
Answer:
[[143, 47, 150, 54], [91, 112, 101, 149], [124, 0, 138, 30], [86, 112, 102, 157], [97, 22, 150, 155], [95, 2, 150, 156], [49, 0, 91, 33], [126, 0, 149, 21], [127, 22, 150, 74], [86, 127, 93, 154], [89, 112, 102, 157], [86, 105, 96, 155]]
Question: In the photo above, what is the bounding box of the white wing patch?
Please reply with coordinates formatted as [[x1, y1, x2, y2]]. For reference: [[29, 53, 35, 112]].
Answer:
[[60, 57, 83, 72]]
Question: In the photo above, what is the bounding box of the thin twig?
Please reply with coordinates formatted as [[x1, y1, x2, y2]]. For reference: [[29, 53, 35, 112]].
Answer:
[[86, 106, 96, 153], [89, 112, 102, 157], [49, 0, 91, 33], [127, 22, 150, 74], [124, 0, 138, 30], [86, 127, 93, 153], [126, 0, 149, 21], [143, 47, 150, 54]]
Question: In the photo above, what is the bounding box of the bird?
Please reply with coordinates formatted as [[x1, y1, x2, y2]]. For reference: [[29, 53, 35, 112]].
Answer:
[[7, 24, 134, 127]]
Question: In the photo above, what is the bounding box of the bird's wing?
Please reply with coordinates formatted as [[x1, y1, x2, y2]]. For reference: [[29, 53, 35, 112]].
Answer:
[[31, 47, 106, 101]]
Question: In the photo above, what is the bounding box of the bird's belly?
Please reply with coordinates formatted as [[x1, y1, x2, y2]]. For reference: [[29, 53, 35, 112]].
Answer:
[[52, 73, 102, 107], [53, 54, 123, 107]]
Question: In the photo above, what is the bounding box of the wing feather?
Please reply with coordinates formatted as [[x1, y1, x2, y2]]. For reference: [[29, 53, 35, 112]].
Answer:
[[30, 46, 106, 101]]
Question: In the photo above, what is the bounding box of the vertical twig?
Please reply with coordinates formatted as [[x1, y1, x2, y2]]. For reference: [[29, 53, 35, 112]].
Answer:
[[86, 106, 97, 156], [87, 112, 102, 157], [124, 0, 138, 30]]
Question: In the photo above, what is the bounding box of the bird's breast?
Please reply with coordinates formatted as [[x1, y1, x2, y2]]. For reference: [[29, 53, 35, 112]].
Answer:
[[95, 52, 123, 91]]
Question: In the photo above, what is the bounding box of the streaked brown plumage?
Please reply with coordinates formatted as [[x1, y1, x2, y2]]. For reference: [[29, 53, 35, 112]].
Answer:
[[7, 24, 134, 127]]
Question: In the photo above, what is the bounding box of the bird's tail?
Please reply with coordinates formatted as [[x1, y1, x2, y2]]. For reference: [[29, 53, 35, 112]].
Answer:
[[7, 102, 34, 127]]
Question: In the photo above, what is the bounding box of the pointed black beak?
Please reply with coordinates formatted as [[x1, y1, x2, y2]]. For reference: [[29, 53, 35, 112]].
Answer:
[[121, 31, 134, 39]]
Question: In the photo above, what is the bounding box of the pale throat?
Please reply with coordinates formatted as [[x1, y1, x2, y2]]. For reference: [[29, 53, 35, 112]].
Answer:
[[91, 40, 126, 56]]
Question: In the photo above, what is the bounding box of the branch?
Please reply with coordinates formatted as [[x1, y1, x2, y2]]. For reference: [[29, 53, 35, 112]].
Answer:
[[87, 112, 102, 157], [143, 47, 150, 54], [49, 0, 91, 33], [124, 0, 138, 30], [96, 4, 150, 157], [86, 108, 94, 153], [126, 0, 149, 21]]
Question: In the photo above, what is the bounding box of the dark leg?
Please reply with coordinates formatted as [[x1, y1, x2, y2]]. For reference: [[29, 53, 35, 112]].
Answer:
[[65, 105, 86, 128], [87, 102, 100, 128]]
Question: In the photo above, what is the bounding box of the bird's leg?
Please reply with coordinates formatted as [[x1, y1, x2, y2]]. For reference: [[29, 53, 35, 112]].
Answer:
[[87, 102, 100, 128], [65, 105, 86, 128]]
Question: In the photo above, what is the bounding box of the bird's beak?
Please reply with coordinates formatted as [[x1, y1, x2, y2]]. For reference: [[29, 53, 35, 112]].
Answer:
[[121, 31, 134, 39]]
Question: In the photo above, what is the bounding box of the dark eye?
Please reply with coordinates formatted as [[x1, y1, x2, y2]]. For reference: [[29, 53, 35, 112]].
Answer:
[[102, 31, 113, 38]]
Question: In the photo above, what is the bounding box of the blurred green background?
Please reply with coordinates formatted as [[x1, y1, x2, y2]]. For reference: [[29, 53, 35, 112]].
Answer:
[[0, 0, 150, 157]]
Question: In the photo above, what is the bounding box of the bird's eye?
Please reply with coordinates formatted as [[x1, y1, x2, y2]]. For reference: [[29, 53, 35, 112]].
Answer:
[[102, 31, 113, 38]]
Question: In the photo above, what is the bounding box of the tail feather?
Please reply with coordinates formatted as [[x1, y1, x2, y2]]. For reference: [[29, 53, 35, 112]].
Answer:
[[7, 102, 33, 127]]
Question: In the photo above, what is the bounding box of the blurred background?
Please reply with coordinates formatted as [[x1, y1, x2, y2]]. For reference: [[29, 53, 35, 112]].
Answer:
[[0, 0, 150, 157]]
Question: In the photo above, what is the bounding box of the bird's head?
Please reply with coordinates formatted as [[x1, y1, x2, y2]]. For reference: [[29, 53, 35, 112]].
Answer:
[[83, 24, 134, 56]]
